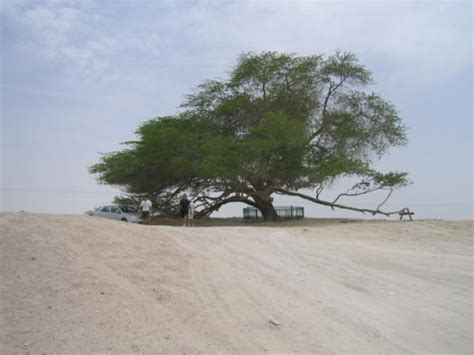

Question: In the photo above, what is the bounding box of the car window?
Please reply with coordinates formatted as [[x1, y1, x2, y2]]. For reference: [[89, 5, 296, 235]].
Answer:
[[101, 206, 111, 212], [120, 206, 136, 213], [111, 206, 121, 213]]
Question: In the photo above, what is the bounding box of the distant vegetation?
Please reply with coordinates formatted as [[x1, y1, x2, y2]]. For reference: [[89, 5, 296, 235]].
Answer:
[[90, 51, 408, 221]]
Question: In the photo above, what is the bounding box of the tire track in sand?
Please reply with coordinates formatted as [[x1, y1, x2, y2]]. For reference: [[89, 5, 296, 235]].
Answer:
[[164, 228, 277, 353], [62, 235, 209, 354]]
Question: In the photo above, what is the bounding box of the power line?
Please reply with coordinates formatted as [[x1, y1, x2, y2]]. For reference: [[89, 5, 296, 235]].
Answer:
[[1, 188, 116, 194], [277, 201, 472, 207]]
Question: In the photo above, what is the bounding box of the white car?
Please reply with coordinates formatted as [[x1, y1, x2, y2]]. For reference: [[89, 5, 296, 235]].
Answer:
[[91, 205, 142, 223]]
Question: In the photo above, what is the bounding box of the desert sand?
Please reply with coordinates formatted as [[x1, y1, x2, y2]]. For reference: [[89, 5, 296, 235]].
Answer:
[[0, 213, 472, 354]]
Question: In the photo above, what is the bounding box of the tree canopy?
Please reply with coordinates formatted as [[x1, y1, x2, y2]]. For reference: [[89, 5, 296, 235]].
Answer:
[[90, 51, 408, 221]]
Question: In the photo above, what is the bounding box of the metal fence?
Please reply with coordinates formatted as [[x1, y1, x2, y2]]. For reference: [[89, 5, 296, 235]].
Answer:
[[243, 206, 304, 220]]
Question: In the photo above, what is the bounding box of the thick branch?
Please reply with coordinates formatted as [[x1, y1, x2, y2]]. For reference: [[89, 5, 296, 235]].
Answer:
[[194, 193, 258, 217]]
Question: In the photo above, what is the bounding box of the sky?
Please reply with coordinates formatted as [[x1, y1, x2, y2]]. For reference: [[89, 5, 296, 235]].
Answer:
[[1, 0, 472, 220]]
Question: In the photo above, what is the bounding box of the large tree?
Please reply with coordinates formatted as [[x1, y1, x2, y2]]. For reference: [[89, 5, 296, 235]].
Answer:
[[90, 51, 408, 221]]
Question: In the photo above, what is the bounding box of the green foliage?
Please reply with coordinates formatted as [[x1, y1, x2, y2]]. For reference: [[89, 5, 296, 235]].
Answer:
[[90, 50, 409, 219], [112, 195, 141, 208]]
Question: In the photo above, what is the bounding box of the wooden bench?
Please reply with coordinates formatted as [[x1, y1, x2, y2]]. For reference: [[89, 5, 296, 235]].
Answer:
[[399, 207, 414, 221]]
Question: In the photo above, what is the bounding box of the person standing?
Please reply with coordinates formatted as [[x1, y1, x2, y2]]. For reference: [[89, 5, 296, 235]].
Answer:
[[179, 194, 190, 227], [187, 199, 195, 227], [139, 198, 152, 225]]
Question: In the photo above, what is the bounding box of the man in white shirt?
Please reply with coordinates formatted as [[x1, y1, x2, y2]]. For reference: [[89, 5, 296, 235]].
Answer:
[[139, 198, 152, 225], [187, 200, 195, 227]]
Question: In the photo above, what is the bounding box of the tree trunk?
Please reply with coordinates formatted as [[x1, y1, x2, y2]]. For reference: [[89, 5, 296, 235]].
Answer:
[[253, 195, 279, 222], [259, 201, 280, 221]]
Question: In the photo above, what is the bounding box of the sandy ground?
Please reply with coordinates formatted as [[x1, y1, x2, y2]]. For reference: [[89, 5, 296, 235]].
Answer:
[[0, 213, 472, 354]]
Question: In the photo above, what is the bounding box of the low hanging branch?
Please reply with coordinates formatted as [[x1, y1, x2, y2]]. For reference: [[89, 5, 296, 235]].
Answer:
[[274, 188, 402, 217], [194, 193, 258, 217]]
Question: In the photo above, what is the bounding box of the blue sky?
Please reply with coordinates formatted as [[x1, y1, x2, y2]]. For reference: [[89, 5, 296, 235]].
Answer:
[[1, 0, 472, 219]]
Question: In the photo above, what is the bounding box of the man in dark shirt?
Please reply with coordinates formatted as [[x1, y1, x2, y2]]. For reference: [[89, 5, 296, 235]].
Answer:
[[179, 194, 190, 227]]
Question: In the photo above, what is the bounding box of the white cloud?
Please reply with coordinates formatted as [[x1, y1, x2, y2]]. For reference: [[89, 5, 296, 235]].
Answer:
[[2, 1, 125, 82], [4, 0, 470, 89], [163, 1, 471, 88]]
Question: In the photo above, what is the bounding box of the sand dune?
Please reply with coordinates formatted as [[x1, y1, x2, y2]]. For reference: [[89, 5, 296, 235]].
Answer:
[[1, 213, 472, 354]]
